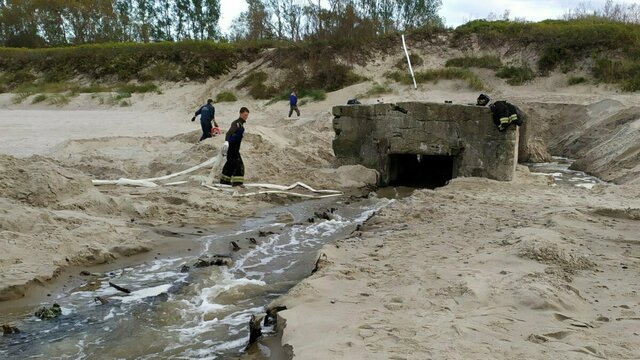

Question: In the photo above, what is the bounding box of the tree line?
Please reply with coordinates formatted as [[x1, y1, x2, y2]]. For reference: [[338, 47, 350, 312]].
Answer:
[[229, 0, 443, 42], [0, 0, 443, 48], [0, 0, 221, 47]]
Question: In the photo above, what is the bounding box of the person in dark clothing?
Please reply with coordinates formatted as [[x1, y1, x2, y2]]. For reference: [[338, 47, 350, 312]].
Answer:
[[476, 93, 524, 131], [220, 107, 250, 186], [490, 101, 524, 131], [192, 99, 218, 141], [288, 90, 300, 117]]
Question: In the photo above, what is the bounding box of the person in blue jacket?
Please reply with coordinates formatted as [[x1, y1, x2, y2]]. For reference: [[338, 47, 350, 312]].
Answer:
[[220, 107, 250, 186], [192, 98, 218, 141], [288, 89, 300, 117]]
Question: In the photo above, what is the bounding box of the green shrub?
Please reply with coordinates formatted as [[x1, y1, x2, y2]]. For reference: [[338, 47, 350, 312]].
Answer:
[[236, 71, 268, 90], [32, 94, 47, 103], [5, 70, 37, 85], [395, 53, 424, 69], [215, 91, 237, 102], [79, 83, 111, 93], [308, 63, 366, 92], [568, 76, 587, 85], [118, 82, 158, 94], [115, 92, 131, 100], [445, 55, 502, 70], [538, 46, 574, 73], [47, 94, 70, 106], [236, 71, 278, 99], [592, 57, 640, 91], [359, 82, 393, 98], [386, 68, 485, 90], [138, 62, 182, 82], [301, 89, 326, 101], [0, 41, 235, 87], [496, 64, 535, 85], [622, 75, 640, 91]]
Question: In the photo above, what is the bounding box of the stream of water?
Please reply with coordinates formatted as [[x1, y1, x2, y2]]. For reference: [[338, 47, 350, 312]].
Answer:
[[526, 156, 604, 189], [0, 197, 391, 359], [0, 158, 600, 359]]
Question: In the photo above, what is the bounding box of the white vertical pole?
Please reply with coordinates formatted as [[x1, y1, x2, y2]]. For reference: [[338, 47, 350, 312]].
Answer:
[[401, 34, 417, 89]]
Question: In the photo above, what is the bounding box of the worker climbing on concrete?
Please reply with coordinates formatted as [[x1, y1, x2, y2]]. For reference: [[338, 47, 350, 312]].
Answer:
[[477, 94, 524, 131]]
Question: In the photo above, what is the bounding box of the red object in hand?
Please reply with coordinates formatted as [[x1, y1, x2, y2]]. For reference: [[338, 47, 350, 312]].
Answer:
[[211, 127, 222, 136]]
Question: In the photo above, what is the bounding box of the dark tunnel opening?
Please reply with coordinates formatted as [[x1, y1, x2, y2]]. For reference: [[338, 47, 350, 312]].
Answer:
[[388, 154, 455, 189]]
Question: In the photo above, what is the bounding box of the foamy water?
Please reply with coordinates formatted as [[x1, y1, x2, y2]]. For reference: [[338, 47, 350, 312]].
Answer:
[[0, 197, 390, 359], [527, 156, 604, 188]]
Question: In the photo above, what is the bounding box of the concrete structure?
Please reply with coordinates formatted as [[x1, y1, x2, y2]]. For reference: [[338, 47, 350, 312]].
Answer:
[[332, 102, 518, 187]]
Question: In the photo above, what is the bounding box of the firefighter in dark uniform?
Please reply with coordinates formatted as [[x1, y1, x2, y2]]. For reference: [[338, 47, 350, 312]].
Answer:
[[192, 98, 218, 142], [220, 107, 250, 186]]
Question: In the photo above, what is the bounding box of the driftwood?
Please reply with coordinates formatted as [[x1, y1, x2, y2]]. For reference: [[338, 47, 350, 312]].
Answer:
[[2, 324, 21, 335], [192, 255, 233, 268], [94, 296, 109, 305], [247, 314, 262, 349], [231, 241, 241, 251], [312, 253, 329, 274], [108, 282, 131, 294], [264, 306, 287, 327]]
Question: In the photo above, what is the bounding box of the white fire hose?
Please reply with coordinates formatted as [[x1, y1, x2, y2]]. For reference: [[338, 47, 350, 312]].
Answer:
[[92, 151, 342, 198]]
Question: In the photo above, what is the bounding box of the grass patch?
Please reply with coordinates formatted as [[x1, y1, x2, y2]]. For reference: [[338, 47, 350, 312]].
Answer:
[[301, 89, 326, 101], [445, 55, 502, 70], [117, 83, 158, 94], [358, 82, 393, 98], [394, 53, 424, 69], [47, 94, 70, 106], [568, 76, 587, 85], [115, 92, 131, 100], [236, 71, 278, 99], [215, 91, 237, 102], [78, 83, 111, 93], [592, 57, 640, 91], [31, 94, 47, 103], [385, 68, 485, 90], [0, 41, 236, 87], [454, 19, 640, 81], [496, 64, 535, 85]]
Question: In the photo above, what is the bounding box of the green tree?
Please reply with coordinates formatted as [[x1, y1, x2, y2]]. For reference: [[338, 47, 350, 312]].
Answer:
[[2, 0, 43, 47], [244, 0, 271, 40], [35, 0, 68, 45], [396, 0, 443, 30], [282, 0, 302, 40]]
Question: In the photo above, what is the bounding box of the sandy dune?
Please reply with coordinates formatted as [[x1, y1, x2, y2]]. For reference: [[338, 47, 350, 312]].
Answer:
[[1, 42, 639, 358]]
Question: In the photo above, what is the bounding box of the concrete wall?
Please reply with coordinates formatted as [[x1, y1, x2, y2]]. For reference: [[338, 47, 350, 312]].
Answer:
[[332, 102, 518, 185]]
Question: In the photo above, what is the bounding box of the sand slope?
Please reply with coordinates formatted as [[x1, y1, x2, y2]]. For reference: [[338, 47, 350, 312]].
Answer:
[[0, 38, 639, 358]]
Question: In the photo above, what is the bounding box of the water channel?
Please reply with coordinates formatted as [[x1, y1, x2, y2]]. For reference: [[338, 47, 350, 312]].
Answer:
[[0, 158, 602, 359], [0, 197, 391, 359]]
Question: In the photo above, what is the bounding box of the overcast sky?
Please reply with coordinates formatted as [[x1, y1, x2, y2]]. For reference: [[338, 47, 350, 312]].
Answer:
[[219, 0, 638, 33]]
